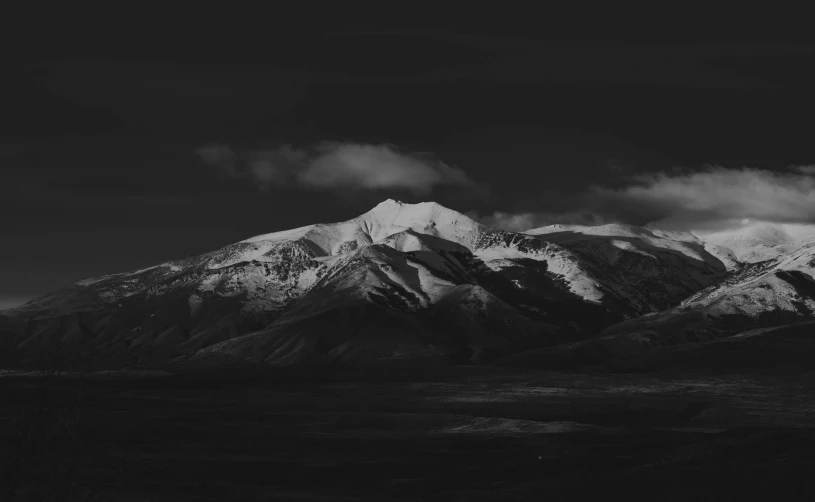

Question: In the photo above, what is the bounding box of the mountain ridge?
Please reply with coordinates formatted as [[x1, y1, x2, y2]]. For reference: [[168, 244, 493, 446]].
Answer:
[[4, 200, 814, 371]]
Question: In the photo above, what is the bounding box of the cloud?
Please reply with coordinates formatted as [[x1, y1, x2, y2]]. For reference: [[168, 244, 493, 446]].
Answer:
[[471, 165, 815, 233], [590, 165, 815, 229], [791, 165, 815, 175], [469, 210, 606, 232], [195, 142, 483, 195]]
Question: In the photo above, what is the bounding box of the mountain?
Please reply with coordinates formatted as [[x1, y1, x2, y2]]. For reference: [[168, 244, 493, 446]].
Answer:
[[526, 223, 727, 314], [501, 232, 815, 370], [692, 219, 815, 263], [0, 200, 731, 370]]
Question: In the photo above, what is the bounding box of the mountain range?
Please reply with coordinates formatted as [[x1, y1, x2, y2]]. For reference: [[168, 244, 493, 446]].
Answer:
[[3, 200, 815, 371]]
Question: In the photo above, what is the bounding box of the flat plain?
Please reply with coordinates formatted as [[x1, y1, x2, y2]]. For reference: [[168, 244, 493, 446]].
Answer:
[[2, 365, 815, 501]]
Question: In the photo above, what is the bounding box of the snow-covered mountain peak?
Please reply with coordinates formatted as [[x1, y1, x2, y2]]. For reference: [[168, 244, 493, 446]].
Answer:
[[355, 200, 486, 249], [361, 199, 474, 226], [375, 198, 404, 207], [233, 200, 486, 261]]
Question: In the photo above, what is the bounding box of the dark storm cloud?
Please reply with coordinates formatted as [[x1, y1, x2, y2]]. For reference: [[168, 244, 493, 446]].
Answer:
[[195, 142, 487, 196]]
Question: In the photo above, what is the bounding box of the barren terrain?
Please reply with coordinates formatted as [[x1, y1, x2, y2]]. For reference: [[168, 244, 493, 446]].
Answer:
[[3, 366, 814, 500]]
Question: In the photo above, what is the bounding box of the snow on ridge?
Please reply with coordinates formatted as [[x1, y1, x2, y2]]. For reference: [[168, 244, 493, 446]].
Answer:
[[240, 224, 316, 244], [702, 243, 741, 271], [526, 223, 588, 236], [75, 275, 119, 286], [691, 221, 815, 264], [528, 223, 655, 238], [526, 222, 712, 266], [530, 223, 704, 247]]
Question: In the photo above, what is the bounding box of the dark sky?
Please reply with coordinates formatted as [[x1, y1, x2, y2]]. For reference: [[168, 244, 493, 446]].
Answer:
[[4, 6, 815, 307]]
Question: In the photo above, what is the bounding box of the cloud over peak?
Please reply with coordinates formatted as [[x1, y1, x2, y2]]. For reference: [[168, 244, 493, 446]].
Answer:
[[593, 165, 815, 229], [195, 142, 483, 195], [470, 210, 606, 233], [470, 164, 815, 234]]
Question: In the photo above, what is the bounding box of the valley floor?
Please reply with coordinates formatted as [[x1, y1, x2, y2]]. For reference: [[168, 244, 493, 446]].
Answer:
[[2, 366, 815, 501]]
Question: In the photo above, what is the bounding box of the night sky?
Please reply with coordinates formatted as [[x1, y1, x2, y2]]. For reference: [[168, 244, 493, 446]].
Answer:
[[4, 6, 815, 308]]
